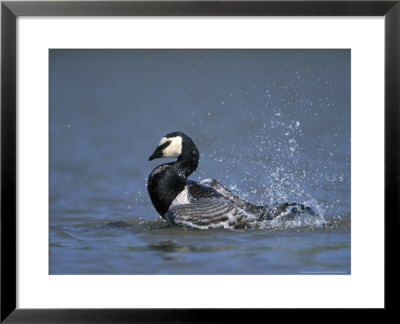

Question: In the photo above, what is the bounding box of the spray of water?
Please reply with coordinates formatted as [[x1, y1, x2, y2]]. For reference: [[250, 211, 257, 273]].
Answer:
[[220, 87, 329, 228]]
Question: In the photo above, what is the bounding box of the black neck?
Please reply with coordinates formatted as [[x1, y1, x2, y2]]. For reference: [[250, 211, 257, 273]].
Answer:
[[174, 151, 199, 178], [147, 155, 199, 217], [148, 137, 200, 217]]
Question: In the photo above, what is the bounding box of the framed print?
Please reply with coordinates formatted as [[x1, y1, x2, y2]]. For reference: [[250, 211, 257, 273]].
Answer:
[[1, 0, 399, 322]]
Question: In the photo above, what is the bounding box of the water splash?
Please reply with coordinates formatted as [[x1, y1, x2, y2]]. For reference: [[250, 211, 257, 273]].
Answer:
[[260, 213, 328, 230], [220, 85, 334, 228]]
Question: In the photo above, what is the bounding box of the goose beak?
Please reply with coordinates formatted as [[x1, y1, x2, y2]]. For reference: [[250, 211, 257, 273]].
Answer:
[[149, 147, 163, 161]]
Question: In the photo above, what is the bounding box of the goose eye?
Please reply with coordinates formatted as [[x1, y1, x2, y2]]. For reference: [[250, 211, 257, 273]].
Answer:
[[159, 140, 171, 150]]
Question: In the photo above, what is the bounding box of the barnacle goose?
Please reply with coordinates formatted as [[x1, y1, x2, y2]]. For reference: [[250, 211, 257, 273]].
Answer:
[[147, 131, 317, 229]]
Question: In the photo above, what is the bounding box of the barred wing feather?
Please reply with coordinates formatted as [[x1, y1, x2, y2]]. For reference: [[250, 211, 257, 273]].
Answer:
[[198, 179, 271, 218], [165, 197, 256, 229]]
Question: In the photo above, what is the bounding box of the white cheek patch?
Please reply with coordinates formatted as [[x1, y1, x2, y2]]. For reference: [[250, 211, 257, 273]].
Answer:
[[162, 136, 182, 158]]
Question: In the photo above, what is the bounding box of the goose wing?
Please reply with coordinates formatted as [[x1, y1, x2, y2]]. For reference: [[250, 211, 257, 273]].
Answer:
[[187, 178, 257, 207], [186, 180, 221, 200], [178, 179, 317, 228], [194, 179, 317, 220], [198, 179, 270, 218], [165, 197, 256, 229]]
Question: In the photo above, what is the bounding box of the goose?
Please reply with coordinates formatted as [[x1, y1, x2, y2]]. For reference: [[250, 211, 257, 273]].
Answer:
[[147, 131, 316, 229]]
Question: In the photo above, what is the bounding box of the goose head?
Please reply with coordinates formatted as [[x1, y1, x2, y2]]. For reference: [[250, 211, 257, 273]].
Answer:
[[149, 131, 199, 162]]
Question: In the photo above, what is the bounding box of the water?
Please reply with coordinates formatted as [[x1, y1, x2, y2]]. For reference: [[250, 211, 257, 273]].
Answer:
[[49, 49, 350, 274]]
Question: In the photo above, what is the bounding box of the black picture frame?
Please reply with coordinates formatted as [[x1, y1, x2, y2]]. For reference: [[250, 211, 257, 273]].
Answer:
[[1, 0, 398, 322]]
